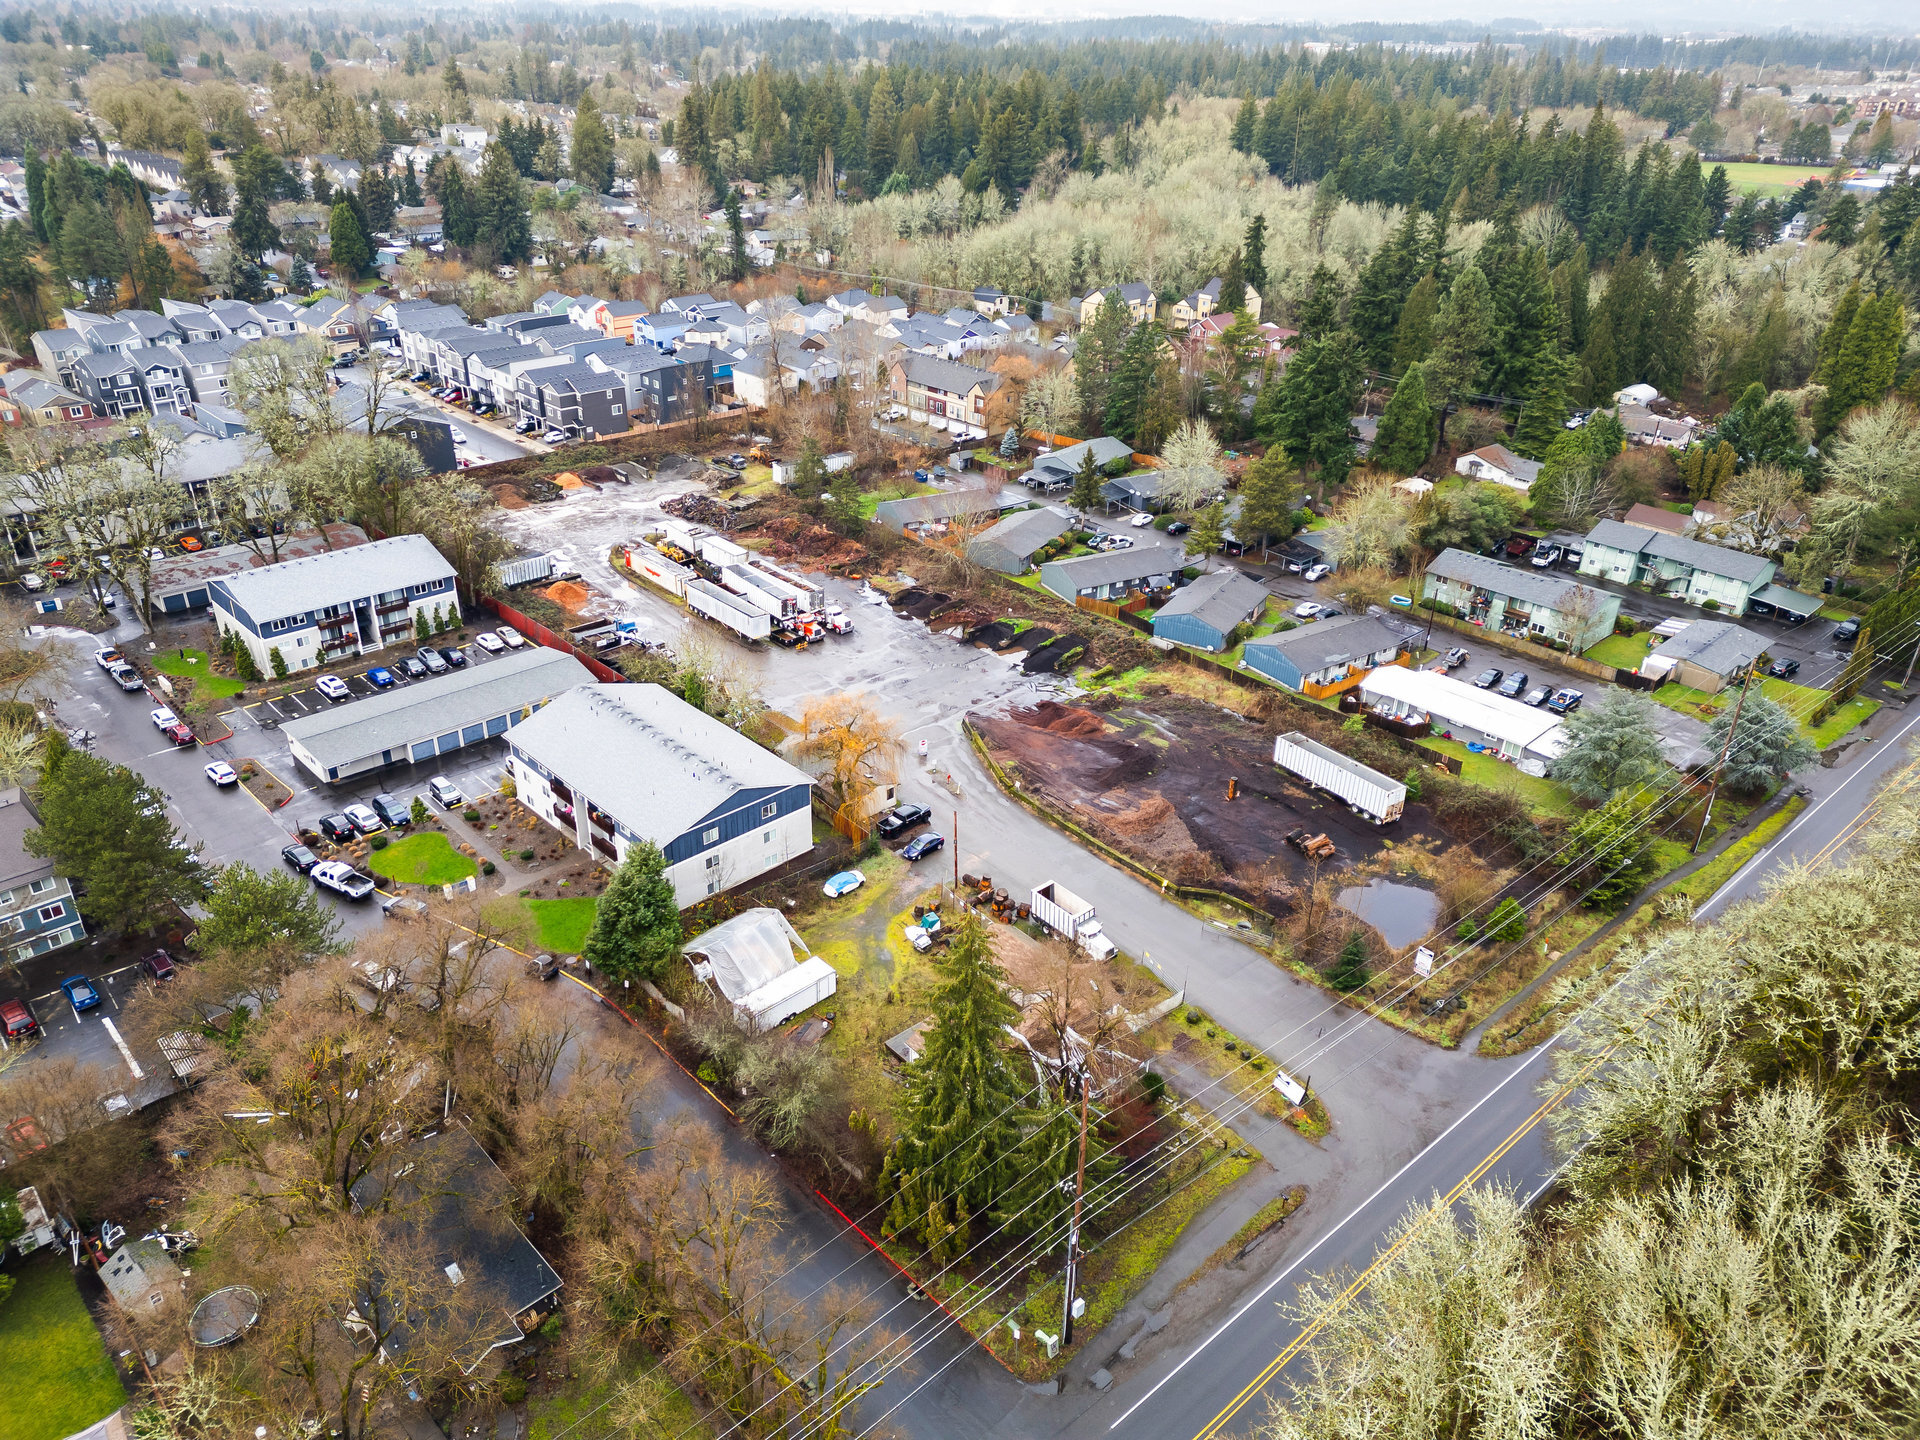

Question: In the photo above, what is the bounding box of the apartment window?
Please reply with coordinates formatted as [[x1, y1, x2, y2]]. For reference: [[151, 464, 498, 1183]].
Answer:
[[760, 802, 777, 820], [702, 827, 720, 845], [37, 903, 64, 923], [28, 878, 55, 895], [611, 404, 623, 415], [705, 855, 721, 870]]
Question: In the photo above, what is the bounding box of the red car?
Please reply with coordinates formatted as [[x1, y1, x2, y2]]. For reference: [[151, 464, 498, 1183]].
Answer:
[[1, 997, 39, 1041], [141, 950, 176, 982], [162, 721, 196, 746]]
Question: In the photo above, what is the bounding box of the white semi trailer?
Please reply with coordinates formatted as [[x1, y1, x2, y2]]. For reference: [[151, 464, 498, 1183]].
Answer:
[[1271, 731, 1406, 824]]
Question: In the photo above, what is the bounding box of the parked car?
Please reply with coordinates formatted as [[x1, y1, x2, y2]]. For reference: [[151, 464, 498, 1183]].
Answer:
[[1496, 671, 1529, 699], [542, 430, 568, 445], [428, 777, 465, 809], [1834, 618, 1861, 643], [311, 861, 377, 900], [1292, 601, 1324, 620], [1303, 563, 1334, 583], [1129, 511, 1156, 528], [150, 706, 181, 729], [205, 761, 238, 786], [438, 646, 468, 668], [1767, 657, 1801, 679], [342, 803, 385, 836], [365, 667, 395, 688], [1, 997, 39, 1041], [19, 572, 44, 592], [449, 427, 468, 446], [398, 657, 428, 681], [1522, 686, 1552, 707], [281, 842, 320, 873], [315, 674, 351, 702], [1531, 545, 1562, 569], [823, 870, 866, 898], [1546, 687, 1585, 714], [416, 646, 448, 674], [370, 794, 411, 829], [876, 804, 932, 839], [474, 631, 506, 654], [1443, 648, 1470, 671], [316, 813, 357, 844], [109, 663, 144, 692], [495, 629, 528, 650], [901, 832, 946, 862], [1471, 668, 1504, 690], [61, 976, 101, 1014], [1165, 520, 1191, 536], [94, 648, 124, 670], [162, 721, 197, 747], [141, 950, 176, 982]]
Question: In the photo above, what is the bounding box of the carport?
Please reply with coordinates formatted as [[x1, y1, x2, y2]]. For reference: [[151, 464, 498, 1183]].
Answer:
[[1747, 582, 1823, 624], [280, 648, 593, 783]]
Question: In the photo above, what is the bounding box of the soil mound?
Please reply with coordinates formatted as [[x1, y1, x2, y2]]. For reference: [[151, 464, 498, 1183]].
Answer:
[[543, 580, 593, 611], [490, 485, 528, 510], [1079, 792, 1204, 872]]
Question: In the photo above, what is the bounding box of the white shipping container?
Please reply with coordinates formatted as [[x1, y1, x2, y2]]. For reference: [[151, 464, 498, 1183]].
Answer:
[[1271, 732, 1406, 824], [686, 579, 772, 640], [719, 565, 792, 618], [825, 451, 855, 474], [624, 544, 692, 598], [494, 552, 553, 587], [661, 518, 712, 554], [699, 535, 749, 569], [750, 556, 826, 610], [735, 956, 838, 1032], [738, 563, 813, 614]]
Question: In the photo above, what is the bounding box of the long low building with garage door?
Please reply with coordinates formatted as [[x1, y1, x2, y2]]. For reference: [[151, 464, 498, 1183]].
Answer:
[[282, 648, 593, 783]]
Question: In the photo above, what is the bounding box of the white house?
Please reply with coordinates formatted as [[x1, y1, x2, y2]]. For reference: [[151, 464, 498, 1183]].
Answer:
[[1453, 444, 1541, 491]]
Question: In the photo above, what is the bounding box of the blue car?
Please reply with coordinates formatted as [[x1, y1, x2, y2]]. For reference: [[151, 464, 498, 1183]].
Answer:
[[901, 832, 946, 862], [61, 975, 101, 1014], [365, 667, 395, 688]]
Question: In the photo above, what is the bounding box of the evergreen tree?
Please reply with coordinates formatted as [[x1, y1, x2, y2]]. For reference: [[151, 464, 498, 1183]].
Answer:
[[1185, 500, 1228, 567], [1390, 273, 1439, 375], [723, 186, 748, 282], [1243, 213, 1269, 296], [1549, 689, 1668, 802], [1104, 319, 1164, 444], [1218, 248, 1247, 316], [1370, 363, 1436, 475], [880, 915, 1030, 1258], [1817, 293, 1905, 435], [24, 751, 209, 933], [472, 142, 531, 262], [1069, 448, 1104, 513], [1701, 164, 1732, 233], [230, 143, 282, 260], [181, 130, 226, 214], [400, 159, 424, 207], [437, 162, 476, 247], [1293, 262, 1346, 343], [1237, 446, 1303, 554], [1255, 330, 1365, 480], [1813, 282, 1862, 387], [1350, 209, 1423, 372], [789, 436, 827, 499], [1328, 933, 1370, 992], [571, 90, 615, 194], [1716, 383, 1809, 473], [1229, 94, 1257, 155], [328, 199, 371, 279], [360, 169, 395, 235], [580, 840, 683, 982], [1511, 362, 1572, 460], [1425, 264, 1494, 405], [1486, 247, 1561, 404]]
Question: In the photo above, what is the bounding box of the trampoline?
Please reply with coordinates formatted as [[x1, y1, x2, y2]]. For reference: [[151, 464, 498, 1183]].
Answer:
[[190, 1286, 261, 1347]]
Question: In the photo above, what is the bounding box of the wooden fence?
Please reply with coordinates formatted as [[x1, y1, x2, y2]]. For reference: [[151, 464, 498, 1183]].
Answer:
[[1414, 608, 1637, 685]]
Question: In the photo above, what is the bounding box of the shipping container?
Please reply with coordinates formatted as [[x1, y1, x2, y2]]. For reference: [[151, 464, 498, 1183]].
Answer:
[[699, 534, 749, 569], [1270, 731, 1406, 824], [660, 518, 713, 555], [624, 544, 692, 598], [750, 556, 826, 611], [718, 565, 793, 618], [494, 552, 553, 588]]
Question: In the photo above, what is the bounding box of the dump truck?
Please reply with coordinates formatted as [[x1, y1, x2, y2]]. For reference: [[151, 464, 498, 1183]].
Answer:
[[1271, 731, 1406, 825], [1030, 881, 1118, 960]]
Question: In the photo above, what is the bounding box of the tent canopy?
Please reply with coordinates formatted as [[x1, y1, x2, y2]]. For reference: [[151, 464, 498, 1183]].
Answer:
[[684, 907, 812, 1002]]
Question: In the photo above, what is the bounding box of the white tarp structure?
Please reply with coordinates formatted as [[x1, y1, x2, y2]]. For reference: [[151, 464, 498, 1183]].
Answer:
[[685, 907, 837, 1032], [1357, 664, 1569, 773]]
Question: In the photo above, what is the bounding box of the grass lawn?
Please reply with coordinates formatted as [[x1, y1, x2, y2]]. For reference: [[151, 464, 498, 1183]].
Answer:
[[1717, 160, 1832, 196], [525, 896, 598, 952], [1807, 695, 1880, 748], [1582, 633, 1652, 670], [366, 832, 478, 886], [0, 1257, 127, 1440], [526, 1361, 710, 1440], [1817, 603, 1858, 622], [152, 647, 245, 699], [1417, 737, 1582, 818], [1653, 677, 1878, 748]]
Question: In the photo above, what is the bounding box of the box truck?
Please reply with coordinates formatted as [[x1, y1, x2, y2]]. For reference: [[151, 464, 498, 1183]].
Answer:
[[1271, 731, 1406, 824], [1030, 881, 1118, 960]]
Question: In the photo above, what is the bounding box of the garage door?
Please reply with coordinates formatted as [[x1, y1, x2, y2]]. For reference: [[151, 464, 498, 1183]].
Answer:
[[436, 731, 461, 754], [412, 740, 436, 762], [485, 714, 509, 736], [461, 723, 484, 744]]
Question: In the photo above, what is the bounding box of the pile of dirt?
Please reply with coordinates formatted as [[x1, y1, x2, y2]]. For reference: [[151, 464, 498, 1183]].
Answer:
[[892, 588, 953, 620], [542, 580, 594, 612], [975, 704, 1160, 793], [968, 621, 1020, 649], [553, 471, 587, 489], [662, 492, 731, 528], [1025, 701, 1108, 738], [749, 514, 874, 571], [1083, 793, 1206, 872], [577, 465, 621, 485], [1024, 634, 1087, 674], [490, 485, 529, 510]]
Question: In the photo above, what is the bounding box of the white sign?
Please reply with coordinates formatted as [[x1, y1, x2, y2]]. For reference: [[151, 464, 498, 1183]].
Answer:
[[1272, 1069, 1308, 1107], [1414, 946, 1435, 978]]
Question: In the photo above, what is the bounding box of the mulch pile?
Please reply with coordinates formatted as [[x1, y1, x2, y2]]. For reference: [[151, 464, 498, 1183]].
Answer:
[[542, 580, 594, 612], [751, 514, 873, 571]]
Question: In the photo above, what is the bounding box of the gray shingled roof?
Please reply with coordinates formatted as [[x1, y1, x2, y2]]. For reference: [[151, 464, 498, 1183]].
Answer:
[[505, 683, 813, 839], [1426, 548, 1611, 612], [1648, 620, 1768, 675], [970, 506, 1071, 563], [217, 534, 454, 624], [1583, 519, 1776, 584], [1043, 544, 1185, 588], [894, 352, 1002, 397], [1153, 569, 1267, 635], [282, 649, 591, 769], [1245, 613, 1407, 674]]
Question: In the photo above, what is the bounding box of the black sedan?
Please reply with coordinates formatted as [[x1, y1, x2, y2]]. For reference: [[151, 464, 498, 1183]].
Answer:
[[1767, 657, 1801, 679], [876, 803, 932, 840], [901, 832, 946, 862], [282, 843, 320, 873], [1834, 618, 1861, 643], [1495, 671, 1529, 699], [1471, 668, 1504, 690], [316, 814, 356, 844], [439, 646, 468, 668]]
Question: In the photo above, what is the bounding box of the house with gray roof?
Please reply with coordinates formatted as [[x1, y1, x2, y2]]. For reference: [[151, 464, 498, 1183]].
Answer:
[[1021, 436, 1134, 492], [71, 351, 147, 418], [1039, 544, 1185, 604], [504, 682, 816, 904], [885, 353, 1004, 440], [1577, 519, 1778, 615], [873, 484, 1025, 535], [968, 506, 1073, 574], [1151, 570, 1268, 651], [1423, 548, 1620, 650], [1640, 620, 1768, 694], [1243, 614, 1410, 695], [283, 647, 590, 784], [30, 327, 91, 383]]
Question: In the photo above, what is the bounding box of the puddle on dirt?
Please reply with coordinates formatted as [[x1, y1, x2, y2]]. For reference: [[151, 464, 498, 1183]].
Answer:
[[1337, 880, 1440, 949]]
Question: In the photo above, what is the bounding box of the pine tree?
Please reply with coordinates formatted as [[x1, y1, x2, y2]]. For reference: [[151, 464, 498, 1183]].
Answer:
[[1294, 263, 1346, 343], [1186, 500, 1228, 567], [360, 169, 395, 235], [1350, 209, 1423, 372], [328, 199, 370, 279], [880, 915, 1029, 1257], [230, 144, 281, 260], [1817, 293, 1905, 434], [571, 90, 614, 194], [438, 162, 475, 247], [1218, 248, 1247, 316], [1229, 95, 1257, 154], [1370, 363, 1436, 475], [472, 142, 531, 262], [1425, 265, 1493, 405], [1074, 294, 1127, 430], [1069, 448, 1104, 513], [789, 436, 827, 499], [269, 646, 288, 679], [580, 840, 683, 982], [1813, 282, 1861, 387], [181, 130, 226, 214], [1328, 933, 1370, 992], [415, 609, 432, 642], [1103, 320, 1164, 444], [723, 186, 747, 282], [1237, 447, 1303, 555], [1511, 362, 1571, 460], [1390, 273, 1439, 375], [1243, 213, 1269, 296], [1487, 247, 1561, 404]]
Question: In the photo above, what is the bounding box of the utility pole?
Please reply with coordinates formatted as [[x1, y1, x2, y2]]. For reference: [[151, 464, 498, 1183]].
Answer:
[[953, 809, 959, 891], [1060, 1060, 1092, 1347], [1693, 662, 1755, 853]]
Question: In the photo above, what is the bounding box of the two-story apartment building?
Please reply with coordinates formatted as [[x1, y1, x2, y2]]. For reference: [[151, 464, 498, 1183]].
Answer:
[[599, 349, 709, 423], [886, 354, 1004, 440], [1167, 277, 1263, 326], [71, 352, 149, 418], [1578, 520, 1779, 616], [0, 788, 85, 965], [1423, 547, 1621, 650], [209, 534, 460, 675]]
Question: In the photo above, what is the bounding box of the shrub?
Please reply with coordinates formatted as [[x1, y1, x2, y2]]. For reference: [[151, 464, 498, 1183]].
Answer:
[[369, 833, 390, 850], [482, 860, 496, 875], [463, 808, 482, 823], [498, 1375, 528, 1405], [1343, 714, 1366, 734], [499, 778, 516, 798], [1328, 933, 1371, 992], [268, 646, 288, 679], [233, 647, 261, 682], [410, 796, 428, 825], [1141, 1070, 1168, 1105], [1404, 767, 1423, 801], [1185, 1009, 1201, 1024], [538, 1314, 562, 1340], [1485, 896, 1527, 943], [1456, 915, 1479, 941], [1615, 614, 1639, 635], [521, 848, 536, 861], [1702, 598, 1721, 612]]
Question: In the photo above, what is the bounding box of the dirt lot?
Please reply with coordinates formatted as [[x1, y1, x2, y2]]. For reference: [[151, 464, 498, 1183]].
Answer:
[[974, 697, 1449, 910]]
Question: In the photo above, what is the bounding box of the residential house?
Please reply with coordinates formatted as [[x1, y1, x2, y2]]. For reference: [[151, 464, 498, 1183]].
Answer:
[[518, 363, 630, 438], [210, 534, 460, 676], [1020, 436, 1134, 492], [1038, 544, 1184, 604], [659, 293, 718, 315], [70, 352, 148, 418], [566, 296, 612, 333], [634, 312, 692, 350], [30, 327, 91, 383], [1151, 570, 1267, 652], [597, 349, 710, 424], [1243, 613, 1412, 696], [298, 295, 376, 356], [995, 313, 1038, 343], [504, 683, 817, 903], [973, 285, 1013, 316], [171, 338, 248, 404], [596, 299, 652, 343], [1620, 501, 1689, 535], [484, 310, 574, 340], [1615, 404, 1700, 448], [107, 147, 184, 191], [0, 788, 86, 964], [1577, 520, 1779, 616], [2, 374, 93, 424], [1168, 277, 1263, 327], [312, 154, 363, 192], [885, 354, 1004, 440], [1100, 468, 1187, 514], [440, 124, 490, 151], [1423, 547, 1621, 650], [1639, 620, 1769, 694], [872, 485, 1024, 536], [1454, 444, 1542, 491], [967, 507, 1073, 574], [1076, 283, 1157, 326], [1357, 665, 1569, 772]]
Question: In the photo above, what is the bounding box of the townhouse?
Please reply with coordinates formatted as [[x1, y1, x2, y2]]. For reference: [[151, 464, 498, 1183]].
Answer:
[[885, 354, 1004, 440], [1075, 283, 1157, 325], [0, 787, 86, 964], [1422, 547, 1621, 650], [1577, 520, 1779, 615]]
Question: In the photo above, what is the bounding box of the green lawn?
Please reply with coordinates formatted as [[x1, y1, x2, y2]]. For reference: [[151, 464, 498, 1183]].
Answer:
[[525, 896, 598, 952], [1652, 677, 1878, 749], [1417, 737, 1582, 818], [0, 1258, 127, 1440], [152, 647, 246, 698], [1808, 696, 1880, 749], [366, 832, 479, 886], [1717, 160, 1833, 196], [1582, 633, 1653, 670]]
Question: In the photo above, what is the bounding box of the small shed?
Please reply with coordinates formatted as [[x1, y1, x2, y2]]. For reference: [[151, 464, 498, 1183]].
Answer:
[[686, 907, 836, 1032], [102, 1238, 181, 1312], [1150, 570, 1267, 651]]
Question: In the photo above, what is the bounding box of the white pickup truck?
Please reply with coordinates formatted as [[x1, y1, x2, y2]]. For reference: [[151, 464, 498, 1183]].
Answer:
[[311, 861, 377, 900], [1030, 881, 1118, 960]]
